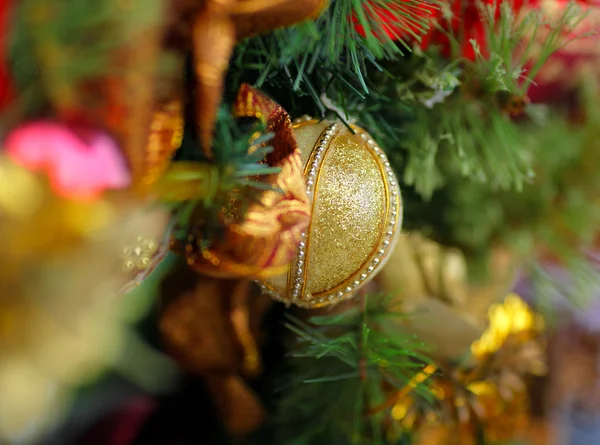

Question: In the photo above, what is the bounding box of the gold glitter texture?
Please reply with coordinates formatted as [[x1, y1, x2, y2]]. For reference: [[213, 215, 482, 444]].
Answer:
[[259, 120, 403, 307], [121, 236, 160, 272], [307, 134, 385, 294]]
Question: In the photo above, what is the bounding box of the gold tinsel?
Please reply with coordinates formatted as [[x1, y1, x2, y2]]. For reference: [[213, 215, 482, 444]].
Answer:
[[385, 294, 546, 445]]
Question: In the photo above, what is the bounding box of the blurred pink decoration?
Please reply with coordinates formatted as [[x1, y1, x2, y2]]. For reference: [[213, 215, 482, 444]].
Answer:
[[5, 121, 130, 200]]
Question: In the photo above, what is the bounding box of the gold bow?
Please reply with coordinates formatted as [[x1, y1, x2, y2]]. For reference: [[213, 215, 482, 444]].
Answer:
[[180, 84, 311, 279]]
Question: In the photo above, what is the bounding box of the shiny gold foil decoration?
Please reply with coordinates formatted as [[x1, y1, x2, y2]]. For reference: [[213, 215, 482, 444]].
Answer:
[[258, 118, 403, 308], [179, 85, 311, 279], [383, 294, 545, 445], [139, 100, 185, 190], [472, 293, 544, 361], [188, 0, 329, 156], [159, 267, 269, 436]]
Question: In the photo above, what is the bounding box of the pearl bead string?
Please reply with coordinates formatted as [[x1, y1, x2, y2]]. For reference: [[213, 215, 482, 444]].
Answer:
[[289, 123, 339, 304]]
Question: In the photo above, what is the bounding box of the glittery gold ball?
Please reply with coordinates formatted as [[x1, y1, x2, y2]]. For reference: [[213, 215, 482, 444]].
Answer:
[[258, 119, 402, 307]]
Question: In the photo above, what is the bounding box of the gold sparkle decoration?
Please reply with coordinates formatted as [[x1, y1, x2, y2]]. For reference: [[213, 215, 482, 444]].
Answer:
[[258, 118, 403, 308], [121, 236, 160, 272], [308, 134, 385, 294], [382, 294, 546, 445]]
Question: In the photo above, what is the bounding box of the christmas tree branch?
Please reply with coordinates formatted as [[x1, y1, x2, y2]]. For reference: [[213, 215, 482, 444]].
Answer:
[[233, 0, 438, 105], [365, 1, 585, 199], [156, 108, 279, 238], [402, 80, 600, 297], [475, 0, 589, 95], [273, 295, 433, 444]]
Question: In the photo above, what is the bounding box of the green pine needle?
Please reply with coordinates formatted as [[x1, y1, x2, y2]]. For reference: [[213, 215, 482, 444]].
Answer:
[[234, 0, 438, 101], [274, 295, 434, 445], [312, 0, 437, 68], [403, 81, 600, 297], [161, 108, 281, 239], [468, 0, 589, 95]]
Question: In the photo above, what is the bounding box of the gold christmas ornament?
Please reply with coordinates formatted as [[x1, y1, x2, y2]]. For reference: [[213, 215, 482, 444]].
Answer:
[[258, 118, 403, 308]]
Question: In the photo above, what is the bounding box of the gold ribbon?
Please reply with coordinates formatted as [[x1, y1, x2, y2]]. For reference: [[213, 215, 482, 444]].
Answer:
[[159, 269, 266, 436], [192, 0, 329, 156], [181, 85, 311, 279]]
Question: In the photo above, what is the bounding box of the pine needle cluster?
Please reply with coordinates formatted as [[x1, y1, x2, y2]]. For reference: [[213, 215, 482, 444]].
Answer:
[[273, 295, 434, 445]]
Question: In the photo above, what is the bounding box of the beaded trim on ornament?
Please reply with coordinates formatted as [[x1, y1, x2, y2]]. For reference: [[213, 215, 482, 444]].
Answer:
[[258, 121, 338, 306], [259, 122, 402, 308], [291, 122, 339, 303], [306, 128, 401, 307]]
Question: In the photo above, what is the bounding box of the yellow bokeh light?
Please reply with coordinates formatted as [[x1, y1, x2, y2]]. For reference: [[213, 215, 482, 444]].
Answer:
[[471, 293, 538, 357]]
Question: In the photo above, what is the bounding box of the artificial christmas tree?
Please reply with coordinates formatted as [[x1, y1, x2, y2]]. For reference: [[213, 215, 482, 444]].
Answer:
[[1, 0, 600, 444]]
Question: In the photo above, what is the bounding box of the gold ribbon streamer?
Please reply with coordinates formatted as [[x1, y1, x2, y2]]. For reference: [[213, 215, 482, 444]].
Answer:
[[182, 84, 311, 279], [191, 0, 329, 157]]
